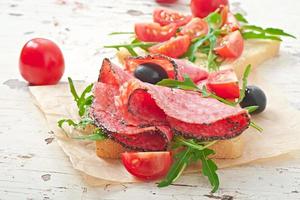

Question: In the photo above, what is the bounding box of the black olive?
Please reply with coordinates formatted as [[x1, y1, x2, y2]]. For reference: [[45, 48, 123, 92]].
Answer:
[[134, 62, 168, 84], [240, 85, 267, 114]]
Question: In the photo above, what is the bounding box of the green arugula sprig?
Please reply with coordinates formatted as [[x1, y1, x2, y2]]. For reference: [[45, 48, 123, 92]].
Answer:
[[57, 78, 107, 141], [159, 136, 219, 193], [104, 39, 156, 56], [109, 31, 135, 35], [68, 77, 94, 117], [234, 13, 296, 41]]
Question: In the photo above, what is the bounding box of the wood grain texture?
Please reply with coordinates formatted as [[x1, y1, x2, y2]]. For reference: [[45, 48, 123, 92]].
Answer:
[[0, 0, 300, 199]]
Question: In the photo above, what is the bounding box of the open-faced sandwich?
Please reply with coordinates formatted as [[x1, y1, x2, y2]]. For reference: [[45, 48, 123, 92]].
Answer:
[[58, 1, 294, 192]]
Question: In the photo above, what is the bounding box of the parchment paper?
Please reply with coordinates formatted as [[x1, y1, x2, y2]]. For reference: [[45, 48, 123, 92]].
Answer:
[[29, 75, 300, 185]]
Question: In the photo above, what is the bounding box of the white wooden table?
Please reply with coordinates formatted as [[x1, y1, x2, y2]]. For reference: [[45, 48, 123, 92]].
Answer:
[[1, 0, 300, 199]]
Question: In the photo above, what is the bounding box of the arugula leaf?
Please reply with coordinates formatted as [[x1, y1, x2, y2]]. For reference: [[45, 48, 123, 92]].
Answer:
[[159, 137, 220, 193], [244, 106, 259, 113], [158, 147, 193, 187], [197, 149, 219, 193], [242, 25, 295, 41], [104, 42, 156, 54], [58, 119, 78, 128], [73, 128, 106, 140], [205, 12, 222, 28], [157, 75, 199, 91], [236, 64, 251, 104], [242, 31, 281, 41], [250, 121, 263, 132], [264, 28, 296, 38], [68, 77, 94, 117], [207, 34, 219, 71], [234, 13, 248, 23], [109, 31, 134, 35]]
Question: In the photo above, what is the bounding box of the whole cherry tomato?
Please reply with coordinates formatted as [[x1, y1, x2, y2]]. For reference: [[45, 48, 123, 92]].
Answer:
[[19, 38, 65, 85], [190, 0, 229, 18]]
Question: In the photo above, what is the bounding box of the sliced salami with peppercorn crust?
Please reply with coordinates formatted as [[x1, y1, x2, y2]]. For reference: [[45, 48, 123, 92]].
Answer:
[[116, 79, 250, 140], [98, 58, 132, 87], [90, 82, 173, 151]]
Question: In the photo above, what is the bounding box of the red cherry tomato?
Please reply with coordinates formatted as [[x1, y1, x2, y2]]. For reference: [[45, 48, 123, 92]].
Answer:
[[190, 0, 229, 18], [214, 30, 244, 58], [206, 69, 240, 99], [156, 0, 177, 3], [19, 38, 65, 85], [153, 8, 192, 27], [121, 151, 172, 180], [180, 18, 209, 39], [135, 23, 177, 42], [149, 35, 191, 58]]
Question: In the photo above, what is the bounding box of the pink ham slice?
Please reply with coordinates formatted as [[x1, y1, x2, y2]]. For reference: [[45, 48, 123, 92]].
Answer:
[[90, 83, 173, 151], [116, 79, 250, 140]]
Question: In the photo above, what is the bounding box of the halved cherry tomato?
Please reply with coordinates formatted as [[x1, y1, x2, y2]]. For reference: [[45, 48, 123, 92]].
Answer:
[[180, 18, 209, 39], [135, 23, 177, 42], [153, 8, 192, 27], [190, 0, 229, 18], [121, 151, 172, 180], [19, 38, 65, 85], [214, 30, 244, 59], [156, 0, 177, 3], [220, 6, 240, 32], [206, 69, 240, 99], [148, 35, 191, 58]]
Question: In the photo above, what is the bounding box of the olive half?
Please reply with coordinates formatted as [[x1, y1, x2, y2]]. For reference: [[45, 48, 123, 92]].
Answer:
[[134, 62, 168, 84]]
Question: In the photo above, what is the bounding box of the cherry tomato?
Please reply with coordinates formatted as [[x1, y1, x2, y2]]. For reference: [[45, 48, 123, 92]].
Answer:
[[190, 0, 229, 18], [148, 35, 191, 58], [156, 0, 177, 3], [180, 18, 209, 39], [214, 30, 244, 58], [135, 23, 177, 42], [220, 6, 240, 32], [19, 38, 65, 85], [206, 68, 240, 99], [121, 151, 172, 180], [153, 8, 192, 27]]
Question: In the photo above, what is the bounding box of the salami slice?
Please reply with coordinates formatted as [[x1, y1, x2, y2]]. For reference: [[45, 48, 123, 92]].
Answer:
[[116, 79, 250, 140], [98, 58, 132, 87], [124, 54, 208, 83], [174, 59, 208, 82], [90, 82, 173, 151]]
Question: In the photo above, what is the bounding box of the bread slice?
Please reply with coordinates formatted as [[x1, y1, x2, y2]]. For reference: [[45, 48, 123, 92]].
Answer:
[[94, 39, 279, 160]]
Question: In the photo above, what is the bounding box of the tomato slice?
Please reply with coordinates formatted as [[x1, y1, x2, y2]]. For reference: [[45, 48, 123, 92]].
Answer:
[[121, 151, 172, 180], [180, 18, 209, 39], [135, 23, 177, 42], [214, 30, 244, 59], [220, 6, 240, 32], [148, 35, 191, 58], [206, 69, 240, 99], [153, 8, 192, 27]]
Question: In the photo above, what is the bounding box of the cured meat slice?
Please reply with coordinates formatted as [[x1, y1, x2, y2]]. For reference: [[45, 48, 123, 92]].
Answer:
[[90, 82, 173, 151], [174, 59, 208, 82], [98, 58, 132, 87], [116, 80, 250, 140]]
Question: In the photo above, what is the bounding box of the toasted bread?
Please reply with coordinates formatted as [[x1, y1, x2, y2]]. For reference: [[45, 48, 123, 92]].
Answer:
[[94, 40, 279, 160]]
